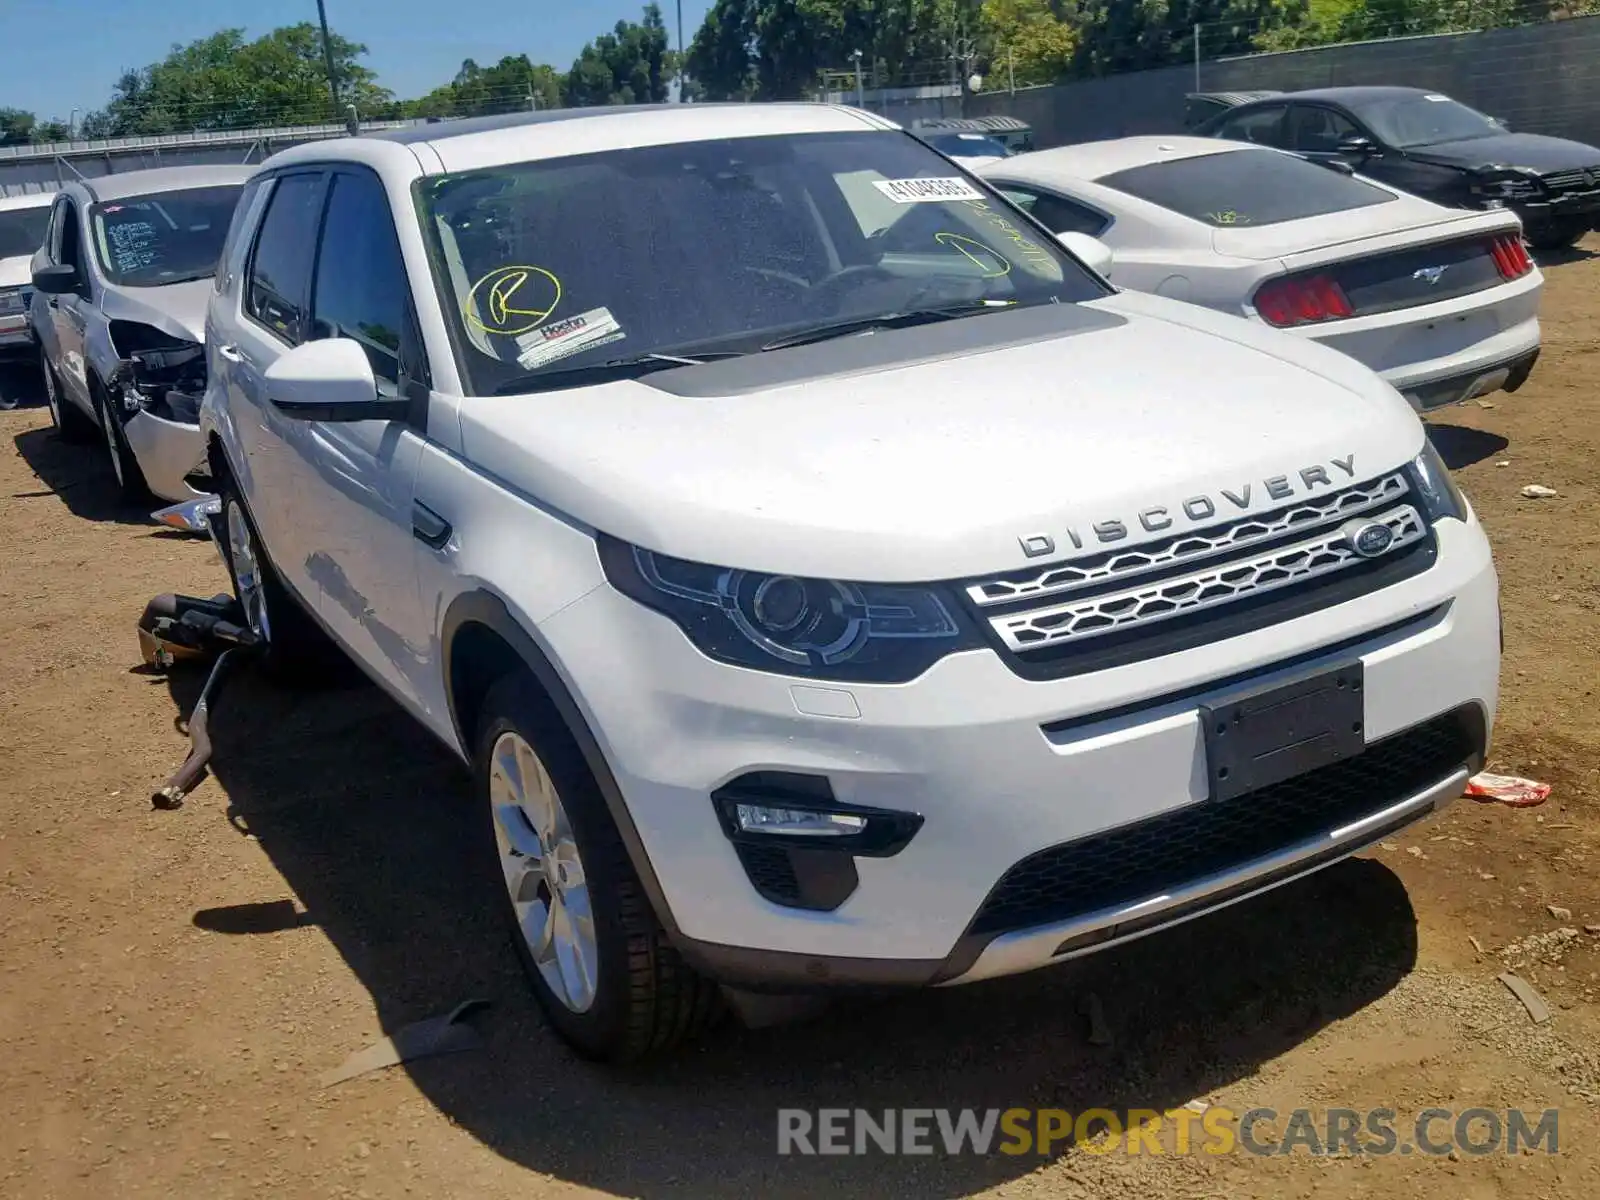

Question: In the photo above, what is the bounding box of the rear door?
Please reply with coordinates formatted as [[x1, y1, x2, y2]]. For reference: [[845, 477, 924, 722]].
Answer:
[[225, 169, 329, 597]]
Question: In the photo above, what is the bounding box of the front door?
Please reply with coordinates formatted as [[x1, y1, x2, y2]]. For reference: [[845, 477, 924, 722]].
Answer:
[[296, 167, 432, 710]]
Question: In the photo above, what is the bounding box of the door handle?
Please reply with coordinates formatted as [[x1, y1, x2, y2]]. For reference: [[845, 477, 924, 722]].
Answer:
[[411, 501, 452, 550], [216, 343, 243, 362]]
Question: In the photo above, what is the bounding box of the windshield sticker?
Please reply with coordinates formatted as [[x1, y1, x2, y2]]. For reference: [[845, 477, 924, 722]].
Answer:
[[514, 306, 625, 371], [465, 265, 563, 337], [934, 232, 1011, 277], [957, 199, 1057, 272], [1206, 209, 1251, 226], [107, 221, 160, 275], [873, 176, 987, 204]]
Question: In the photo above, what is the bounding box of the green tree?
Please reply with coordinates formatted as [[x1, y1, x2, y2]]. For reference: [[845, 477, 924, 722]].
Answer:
[[79, 23, 392, 136], [0, 109, 73, 145], [566, 3, 672, 106], [406, 55, 564, 118], [978, 0, 1077, 87]]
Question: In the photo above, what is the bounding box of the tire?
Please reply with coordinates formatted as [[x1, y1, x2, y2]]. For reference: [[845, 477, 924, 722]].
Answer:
[[1528, 222, 1587, 252], [216, 468, 344, 682], [42, 351, 96, 443], [90, 378, 152, 504], [475, 672, 723, 1062]]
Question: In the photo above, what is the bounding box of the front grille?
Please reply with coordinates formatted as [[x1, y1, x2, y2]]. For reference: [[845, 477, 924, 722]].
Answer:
[[1540, 166, 1600, 193], [966, 471, 1435, 676], [967, 706, 1480, 938]]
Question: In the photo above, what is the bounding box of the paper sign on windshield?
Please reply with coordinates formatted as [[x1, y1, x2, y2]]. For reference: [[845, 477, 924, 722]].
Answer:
[[515, 306, 625, 370], [872, 177, 986, 204]]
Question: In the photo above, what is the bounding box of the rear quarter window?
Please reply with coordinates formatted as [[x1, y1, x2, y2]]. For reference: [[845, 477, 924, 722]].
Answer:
[[1098, 148, 1396, 228]]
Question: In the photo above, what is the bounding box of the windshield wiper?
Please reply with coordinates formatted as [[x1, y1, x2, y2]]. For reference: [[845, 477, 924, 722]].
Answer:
[[759, 303, 1009, 352], [491, 350, 742, 395]]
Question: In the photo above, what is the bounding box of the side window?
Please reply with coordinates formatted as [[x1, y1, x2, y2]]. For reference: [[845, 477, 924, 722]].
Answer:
[[1217, 105, 1288, 147], [1001, 187, 1108, 237], [246, 173, 325, 344], [215, 177, 267, 294], [309, 171, 409, 390], [58, 200, 87, 278], [1288, 106, 1361, 153]]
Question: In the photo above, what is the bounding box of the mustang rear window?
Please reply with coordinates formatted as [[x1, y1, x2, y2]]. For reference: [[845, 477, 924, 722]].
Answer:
[[1098, 148, 1396, 228]]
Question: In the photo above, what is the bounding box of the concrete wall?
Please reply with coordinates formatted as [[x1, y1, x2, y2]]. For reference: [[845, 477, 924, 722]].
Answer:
[[969, 16, 1600, 150]]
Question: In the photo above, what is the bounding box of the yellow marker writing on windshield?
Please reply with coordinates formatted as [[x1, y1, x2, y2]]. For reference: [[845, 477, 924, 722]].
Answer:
[[465, 265, 562, 336], [934, 232, 1011, 277]]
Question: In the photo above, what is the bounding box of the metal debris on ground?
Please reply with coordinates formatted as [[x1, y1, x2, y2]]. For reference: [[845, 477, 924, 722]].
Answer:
[[1497, 972, 1551, 1024], [1465, 772, 1552, 806], [319, 999, 490, 1087], [1519, 484, 1559, 499]]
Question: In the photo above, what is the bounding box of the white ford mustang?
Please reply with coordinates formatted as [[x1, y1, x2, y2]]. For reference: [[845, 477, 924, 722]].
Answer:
[[980, 136, 1544, 410]]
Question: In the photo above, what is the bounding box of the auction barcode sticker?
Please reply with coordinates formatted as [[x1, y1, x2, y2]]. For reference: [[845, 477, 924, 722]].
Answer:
[[872, 176, 986, 204], [514, 306, 625, 370]]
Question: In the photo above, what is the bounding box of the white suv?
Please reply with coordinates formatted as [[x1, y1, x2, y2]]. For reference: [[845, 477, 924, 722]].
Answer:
[[199, 104, 1501, 1062]]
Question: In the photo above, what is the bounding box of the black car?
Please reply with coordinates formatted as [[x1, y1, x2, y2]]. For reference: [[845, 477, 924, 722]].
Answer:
[[1192, 85, 1600, 249]]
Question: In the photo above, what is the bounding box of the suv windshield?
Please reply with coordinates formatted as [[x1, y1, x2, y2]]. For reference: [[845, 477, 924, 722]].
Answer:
[[90, 185, 243, 287], [1352, 94, 1501, 149], [1099, 147, 1395, 227], [415, 130, 1107, 396], [0, 206, 51, 259]]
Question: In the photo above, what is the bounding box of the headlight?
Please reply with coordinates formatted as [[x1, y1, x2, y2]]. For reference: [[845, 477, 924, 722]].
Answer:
[[1409, 440, 1468, 523], [597, 536, 979, 682], [1471, 174, 1542, 201]]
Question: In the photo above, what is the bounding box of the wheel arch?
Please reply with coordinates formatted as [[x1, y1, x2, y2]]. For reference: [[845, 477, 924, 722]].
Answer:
[[441, 589, 684, 940]]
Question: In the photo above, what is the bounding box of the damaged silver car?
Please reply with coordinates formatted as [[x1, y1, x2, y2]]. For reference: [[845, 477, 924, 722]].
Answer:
[[28, 165, 250, 503]]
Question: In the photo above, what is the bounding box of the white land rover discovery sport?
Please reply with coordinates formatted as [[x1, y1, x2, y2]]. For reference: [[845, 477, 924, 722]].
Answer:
[[198, 103, 1500, 1062]]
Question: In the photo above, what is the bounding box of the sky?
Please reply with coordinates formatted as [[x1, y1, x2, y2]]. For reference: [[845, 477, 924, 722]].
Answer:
[[1, 0, 715, 119]]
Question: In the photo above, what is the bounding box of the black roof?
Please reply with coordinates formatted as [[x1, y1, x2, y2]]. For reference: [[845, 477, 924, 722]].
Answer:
[[1240, 85, 1444, 106]]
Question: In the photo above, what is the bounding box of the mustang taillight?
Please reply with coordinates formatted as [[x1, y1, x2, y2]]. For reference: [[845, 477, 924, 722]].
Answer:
[[1252, 274, 1354, 328], [1489, 232, 1533, 280]]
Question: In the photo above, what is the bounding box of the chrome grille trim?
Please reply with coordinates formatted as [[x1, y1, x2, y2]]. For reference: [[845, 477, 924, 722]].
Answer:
[[988, 503, 1426, 653], [1540, 166, 1600, 192], [968, 472, 1408, 608]]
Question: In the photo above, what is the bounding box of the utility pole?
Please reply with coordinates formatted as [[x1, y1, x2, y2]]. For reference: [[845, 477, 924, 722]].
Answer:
[[1193, 23, 1202, 92], [315, 0, 341, 123], [1008, 48, 1015, 96], [850, 49, 865, 108], [676, 0, 686, 102]]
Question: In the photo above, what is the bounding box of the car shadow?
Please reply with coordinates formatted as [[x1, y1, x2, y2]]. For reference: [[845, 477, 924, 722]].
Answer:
[[1532, 242, 1597, 268], [11, 424, 157, 526], [0, 360, 44, 409], [1426, 422, 1509, 470], [159, 664, 1422, 1197]]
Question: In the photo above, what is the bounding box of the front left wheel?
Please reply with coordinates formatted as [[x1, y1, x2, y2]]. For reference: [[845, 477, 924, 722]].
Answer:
[[475, 672, 723, 1061]]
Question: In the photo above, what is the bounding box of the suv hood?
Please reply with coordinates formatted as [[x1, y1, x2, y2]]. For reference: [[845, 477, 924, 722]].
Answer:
[[102, 278, 211, 344], [1407, 131, 1600, 173], [457, 292, 1425, 582]]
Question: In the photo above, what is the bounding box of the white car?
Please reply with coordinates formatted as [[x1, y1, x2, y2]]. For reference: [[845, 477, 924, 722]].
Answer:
[[28, 166, 250, 502], [199, 104, 1499, 1061], [0, 192, 53, 377], [981, 136, 1543, 411]]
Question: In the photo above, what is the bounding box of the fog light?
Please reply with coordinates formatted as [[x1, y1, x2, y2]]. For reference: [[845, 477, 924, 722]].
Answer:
[[734, 804, 868, 837]]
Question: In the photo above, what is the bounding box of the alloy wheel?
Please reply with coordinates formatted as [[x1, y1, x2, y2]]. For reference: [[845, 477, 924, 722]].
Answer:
[[225, 500, 272, 643], [489, 731, 599, 1013]]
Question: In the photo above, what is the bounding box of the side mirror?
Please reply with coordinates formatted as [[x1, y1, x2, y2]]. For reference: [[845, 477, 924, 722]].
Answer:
[[31, 263, 80, 295], [264, 338, 407, 422], [1336, 135, 1376, 158], [1056, 231, 1114, 279]]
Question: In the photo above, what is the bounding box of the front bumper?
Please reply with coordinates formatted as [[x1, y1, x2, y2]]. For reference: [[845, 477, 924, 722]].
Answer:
[[121, 410, 206, 503], [541, 517, 1500, 989], [1512, 188, 1600, 231]]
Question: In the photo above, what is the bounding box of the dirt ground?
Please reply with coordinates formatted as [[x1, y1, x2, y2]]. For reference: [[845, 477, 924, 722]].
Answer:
[[2, 238, 1599, 1200]]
